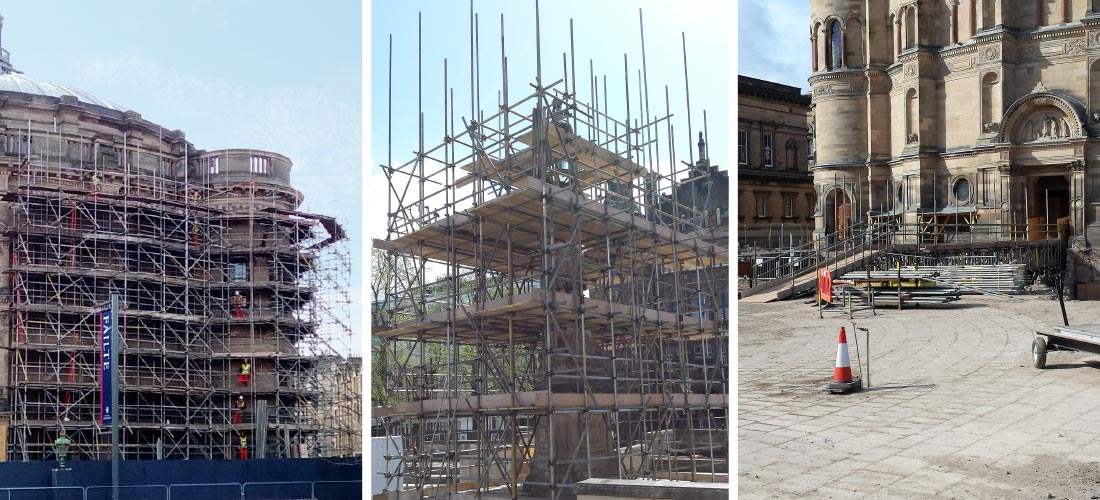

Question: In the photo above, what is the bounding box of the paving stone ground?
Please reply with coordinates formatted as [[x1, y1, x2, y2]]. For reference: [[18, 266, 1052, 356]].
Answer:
[[739, 294, 1100, 500]]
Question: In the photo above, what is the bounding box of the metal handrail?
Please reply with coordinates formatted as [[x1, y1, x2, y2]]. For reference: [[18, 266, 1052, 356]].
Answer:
[[749, 220, 884, 284], [0, 479, 363, 500], [748, 220, 1065, 287]]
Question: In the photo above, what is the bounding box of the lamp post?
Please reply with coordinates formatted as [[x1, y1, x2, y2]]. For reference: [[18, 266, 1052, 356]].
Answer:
[[54, 433, 70, 469]]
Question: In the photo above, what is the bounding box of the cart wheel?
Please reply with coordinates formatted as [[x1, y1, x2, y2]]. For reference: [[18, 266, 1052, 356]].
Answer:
[[1032, 337, 1048, 369]]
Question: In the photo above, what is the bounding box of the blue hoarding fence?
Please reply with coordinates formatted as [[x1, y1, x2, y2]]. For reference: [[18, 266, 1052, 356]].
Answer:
[[0, 480, 362, 500]]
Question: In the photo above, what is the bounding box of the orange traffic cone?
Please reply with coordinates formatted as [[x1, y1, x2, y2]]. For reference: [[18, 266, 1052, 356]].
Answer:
[[827, 327, 862, 393]]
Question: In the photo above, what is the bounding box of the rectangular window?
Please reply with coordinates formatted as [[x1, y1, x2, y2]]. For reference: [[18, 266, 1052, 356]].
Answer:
[[229, 259, 248, 282], [756, 194, 769, 218], [763, 134, 774, 168], [738, 130, 749, 164], [784, 196, 795, 218], [209, 157, 220, 175], [250, 155, 270, 174]]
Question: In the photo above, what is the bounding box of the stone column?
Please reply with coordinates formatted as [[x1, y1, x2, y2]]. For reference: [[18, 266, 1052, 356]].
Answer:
[[523, 324, 617, 496], [1071, 160, 1086, 240], [998, 163, 1016, 237], [971, 0, 977, 36], [951, 1, 959, 44], [840, 26, 847, 68], [895, 20, 902, 55], [812, 36, 818, 72]]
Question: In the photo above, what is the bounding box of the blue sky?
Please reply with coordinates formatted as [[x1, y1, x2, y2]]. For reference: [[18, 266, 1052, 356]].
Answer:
[[368, 0, 731, 241], [0, 1, 363, 354], [738, 0, 810, 91]]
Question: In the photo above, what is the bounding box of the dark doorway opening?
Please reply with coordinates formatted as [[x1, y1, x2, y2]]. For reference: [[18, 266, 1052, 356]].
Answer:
[[1030, 175, 1070, 238], [824, 189, 852, 241]]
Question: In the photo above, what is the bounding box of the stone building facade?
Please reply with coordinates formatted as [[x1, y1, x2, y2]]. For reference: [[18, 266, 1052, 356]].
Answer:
[[809, 0, 1100, 244], [0, 18, 347, 460], [737, 76, 815, 250]]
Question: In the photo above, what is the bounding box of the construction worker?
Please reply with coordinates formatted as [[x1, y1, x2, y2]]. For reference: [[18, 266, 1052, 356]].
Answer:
[[91, 173, 102, 202], [238, 362, 251, 387], [232, 395, 245, 424], [231, 291, 247, 318], [239, 434, 248, 460], [190, 222, 201, 248]]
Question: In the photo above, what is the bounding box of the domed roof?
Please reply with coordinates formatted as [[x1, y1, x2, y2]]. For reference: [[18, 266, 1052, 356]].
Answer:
[[0, 69, 126, 112]]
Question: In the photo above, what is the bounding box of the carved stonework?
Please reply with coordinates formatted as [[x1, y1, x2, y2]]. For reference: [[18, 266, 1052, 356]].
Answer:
[[998, 93, 1085, 143], [813, 80, 868, 98], [1069, 38, 1086, 54], [904, 64, 917, 77], [1068, 160, 1086, 172], [982, 122, 999, 133], [1020, 113, 1071, 142], [997, 163, 1012, 174], [1090, 31, 1100, 47], [980, 46, 1000, 61], [941, 55, 978, 77]]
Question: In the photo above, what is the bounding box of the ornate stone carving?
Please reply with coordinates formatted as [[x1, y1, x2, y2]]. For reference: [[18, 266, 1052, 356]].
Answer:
[[1069, 38, 1086, 54], [813, 80, 867, 97], [906, 133, 919, 144], [1090, 31, 1100, 47], [1068, 160, 1086, 172], [982, 122, 999, 133], [980, 46, 1000, 61], [904, 64, 917, 77], [1020, 112, 1071, 142]]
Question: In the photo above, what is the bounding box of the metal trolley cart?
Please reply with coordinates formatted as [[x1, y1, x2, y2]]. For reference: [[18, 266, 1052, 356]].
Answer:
[[1032, 325, 1100, 369]]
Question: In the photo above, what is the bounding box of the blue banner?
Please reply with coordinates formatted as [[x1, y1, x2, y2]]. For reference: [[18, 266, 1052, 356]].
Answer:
[[100, 307, 113, 426]]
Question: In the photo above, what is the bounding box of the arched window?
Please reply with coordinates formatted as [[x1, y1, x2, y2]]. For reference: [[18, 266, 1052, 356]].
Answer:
[[982, 0, 995, 29], [1090, 60, 1100, 119], [981, 72, 1000, 132], [905, 88, 919, 142], [845, 18, 863, 67], [888, 14, 896, 59], [904, 6, 916, 49], [829, 21, 843, 69]]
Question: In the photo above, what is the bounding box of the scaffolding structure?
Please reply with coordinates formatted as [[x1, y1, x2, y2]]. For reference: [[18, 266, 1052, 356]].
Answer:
[[374, 4, 728, 498], [0, 123, 355, 460]]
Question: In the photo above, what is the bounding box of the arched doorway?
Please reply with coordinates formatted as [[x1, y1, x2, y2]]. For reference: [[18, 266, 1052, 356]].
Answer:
[[824, 188, 853, 240]]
